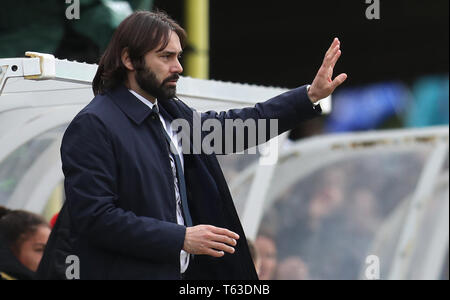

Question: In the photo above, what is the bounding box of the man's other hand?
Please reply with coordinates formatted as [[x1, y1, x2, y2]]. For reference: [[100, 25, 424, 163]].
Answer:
[[307, 38, 348, 103], [183, 225, 239, 258]]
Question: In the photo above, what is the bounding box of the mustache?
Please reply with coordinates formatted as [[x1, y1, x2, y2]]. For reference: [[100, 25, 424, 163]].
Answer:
[[162, 74, 180, 85]]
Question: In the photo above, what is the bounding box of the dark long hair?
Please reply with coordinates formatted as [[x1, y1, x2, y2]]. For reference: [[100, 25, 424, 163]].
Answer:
[[92, 10, 187, 95], [0, 206, 49, 256]]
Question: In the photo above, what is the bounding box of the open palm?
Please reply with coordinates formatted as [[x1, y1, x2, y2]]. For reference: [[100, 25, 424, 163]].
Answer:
[[308, 38, 348, 103]]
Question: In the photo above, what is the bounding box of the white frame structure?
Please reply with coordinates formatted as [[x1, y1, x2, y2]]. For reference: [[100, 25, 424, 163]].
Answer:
[[234, 126, 448, 280]]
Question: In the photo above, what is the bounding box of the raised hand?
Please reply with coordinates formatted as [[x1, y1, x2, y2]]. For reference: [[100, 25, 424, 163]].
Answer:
[[307, 38, 348, 103]]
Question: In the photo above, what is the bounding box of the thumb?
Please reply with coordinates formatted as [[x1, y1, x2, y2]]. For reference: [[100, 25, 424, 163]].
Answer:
[[331, 73, 348, 90]]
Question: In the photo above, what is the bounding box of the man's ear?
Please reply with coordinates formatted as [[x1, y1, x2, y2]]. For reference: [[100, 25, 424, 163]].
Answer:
[[121, 48, 135, 71]]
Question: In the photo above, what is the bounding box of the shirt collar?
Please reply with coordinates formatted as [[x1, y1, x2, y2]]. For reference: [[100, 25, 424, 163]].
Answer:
[[128, 89, 158, 110], [129, 89, 174, 123]]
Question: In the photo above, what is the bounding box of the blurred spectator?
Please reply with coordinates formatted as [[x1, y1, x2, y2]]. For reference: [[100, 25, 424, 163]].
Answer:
[[325, 82, 409, 132], [405, 75, 449, 128], [261, 150, 431, 279], [275, 256, 309, 280], [254, 234, 278, 280], [307, 168, 346, 230], [347, 188, 380, 233], [0, 206, 50, 280], [247, 239, 261, 278]]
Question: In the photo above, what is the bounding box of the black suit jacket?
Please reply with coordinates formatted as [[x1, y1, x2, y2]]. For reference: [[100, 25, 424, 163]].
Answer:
[[37, 84, 321, 280]]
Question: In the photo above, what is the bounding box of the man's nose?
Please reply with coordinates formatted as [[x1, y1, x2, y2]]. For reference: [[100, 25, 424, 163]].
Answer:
[[172, 58, 183, 74]]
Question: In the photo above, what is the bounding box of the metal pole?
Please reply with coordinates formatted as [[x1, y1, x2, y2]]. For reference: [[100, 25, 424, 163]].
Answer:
[[184, 0, 209, 79]]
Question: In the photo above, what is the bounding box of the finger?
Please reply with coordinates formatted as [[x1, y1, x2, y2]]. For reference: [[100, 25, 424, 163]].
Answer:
[[325, 37, 340, 57], [209, 241, 235, 254], [325, 38, 339, 57], [205, 249, 225, 258], [211, 226, 240, 240], [330, 49, 342, 69], [324, 44, 340, 67], [212, 234, 237, 246], [331, 73, 348, 90]]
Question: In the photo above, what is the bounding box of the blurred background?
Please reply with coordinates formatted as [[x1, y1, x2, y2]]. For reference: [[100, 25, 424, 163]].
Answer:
[[1, 0, 448, 136], [0, 0, 448, 280]]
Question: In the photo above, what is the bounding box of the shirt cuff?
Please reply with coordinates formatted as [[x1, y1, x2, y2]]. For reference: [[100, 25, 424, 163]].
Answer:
[[306, 85, 323, 115], [307, 85, 321, 107]]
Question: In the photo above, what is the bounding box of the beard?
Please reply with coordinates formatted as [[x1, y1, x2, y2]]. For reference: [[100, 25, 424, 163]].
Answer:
[[135, 66, 179, 100]]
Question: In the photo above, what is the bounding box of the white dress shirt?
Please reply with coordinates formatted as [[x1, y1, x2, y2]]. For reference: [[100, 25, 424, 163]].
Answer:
[[129, 89, 189, 274]]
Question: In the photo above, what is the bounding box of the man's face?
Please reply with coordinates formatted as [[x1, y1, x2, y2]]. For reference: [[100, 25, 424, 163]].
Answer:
[[135, 31, 183, 100]]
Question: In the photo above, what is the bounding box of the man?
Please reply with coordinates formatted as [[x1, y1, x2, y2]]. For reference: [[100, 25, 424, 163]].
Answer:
[[37, 11, 346, 280]]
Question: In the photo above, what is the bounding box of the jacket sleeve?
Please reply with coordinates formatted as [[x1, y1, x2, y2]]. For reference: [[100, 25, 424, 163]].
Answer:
[[61, 112, 186, 263], [199, 85, 322, 154]]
